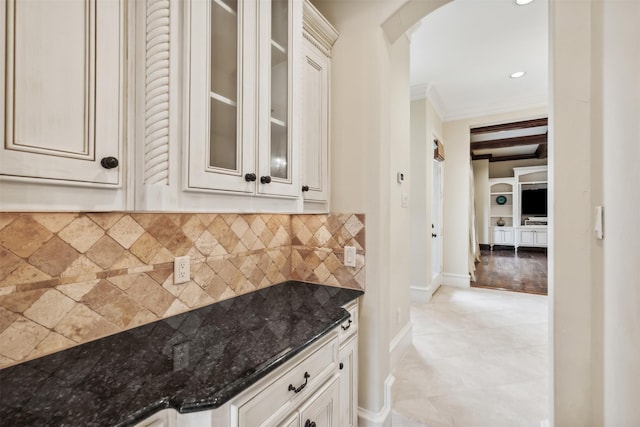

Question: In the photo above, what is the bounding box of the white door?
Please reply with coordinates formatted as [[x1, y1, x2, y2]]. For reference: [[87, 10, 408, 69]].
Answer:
[[431, 159, 443, 289]]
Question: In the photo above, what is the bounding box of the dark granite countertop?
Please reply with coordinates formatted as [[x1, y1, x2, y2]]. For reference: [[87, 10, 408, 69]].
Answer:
[[0, 281, 363, 427]]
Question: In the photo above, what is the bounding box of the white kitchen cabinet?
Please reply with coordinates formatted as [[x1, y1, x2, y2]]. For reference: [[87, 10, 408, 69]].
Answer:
[[490, 226, 514, 249], [185, 0, 301, 199], [300, 1, 338, 210], [234, 332, 339, 426], [134, 312, 359, 427], [0, 0, 128, 210], [338, 336, 358, 427], [338, 301, 358, 427], [135, 409, 176, 427], [298, 375, 340, 427], [516, 227, 548, 249]]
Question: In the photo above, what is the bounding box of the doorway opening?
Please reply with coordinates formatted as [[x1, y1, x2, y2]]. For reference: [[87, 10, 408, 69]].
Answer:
[[470, 118, 549, 295]]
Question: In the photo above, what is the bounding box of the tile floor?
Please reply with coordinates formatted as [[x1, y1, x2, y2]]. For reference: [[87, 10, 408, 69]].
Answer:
[[392, 285, 549, 427]]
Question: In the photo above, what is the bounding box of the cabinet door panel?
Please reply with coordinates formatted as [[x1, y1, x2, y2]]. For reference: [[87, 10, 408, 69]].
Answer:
[[300, 41, 328, 202], [256, 0, 300, 197], [1, 0, 123, 186], [187, 0, 255, 193], [535, 230, 548, 245], [339, 338, 358, 427], [519, 230, 535, 245], [299, 375, 339, 427], [503, 228, 514, 244]]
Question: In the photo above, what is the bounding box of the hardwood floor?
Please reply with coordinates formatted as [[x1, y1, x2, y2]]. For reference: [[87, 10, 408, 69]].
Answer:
[[472, 248, 548, 295]]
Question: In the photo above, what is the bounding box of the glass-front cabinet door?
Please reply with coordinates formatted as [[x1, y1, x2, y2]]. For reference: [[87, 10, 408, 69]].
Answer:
[[188, 0, 256, 193], [187, 0, 300, 197], [257, 0, 300, 197]]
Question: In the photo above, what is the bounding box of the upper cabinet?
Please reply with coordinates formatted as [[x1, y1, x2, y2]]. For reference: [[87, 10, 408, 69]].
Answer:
[[300, 1, 338, 209], [0, 0, 127, 210], [186, 0, 301, 198], [1, 0, 337, 213]]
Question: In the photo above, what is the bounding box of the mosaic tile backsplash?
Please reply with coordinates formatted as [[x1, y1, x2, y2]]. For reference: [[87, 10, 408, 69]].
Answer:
[[0, 213, 365, 368]]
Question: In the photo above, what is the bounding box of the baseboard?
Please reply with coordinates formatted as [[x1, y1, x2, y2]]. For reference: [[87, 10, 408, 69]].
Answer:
[[479, 243, 491, 250], [358, 374, 395, 427], [389, 322, 412, 372], [410, 285, 433, 303], [442, 273, 470, 288]]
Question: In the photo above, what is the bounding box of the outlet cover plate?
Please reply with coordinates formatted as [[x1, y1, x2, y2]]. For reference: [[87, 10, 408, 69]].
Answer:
[[174, 256, 190, 284]]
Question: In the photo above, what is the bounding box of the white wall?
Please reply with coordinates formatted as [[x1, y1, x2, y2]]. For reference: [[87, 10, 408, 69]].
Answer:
[[600, 1, 640, 424], [489, 158, 548, 178], [549, 1, 594, 424], [311, 0, 411, 423], [388, 33, 412, 360], [472, 159, 489, 245], [410, 100, 428, 294]]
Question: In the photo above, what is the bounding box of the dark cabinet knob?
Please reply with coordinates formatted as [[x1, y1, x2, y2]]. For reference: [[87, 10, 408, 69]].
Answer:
[[432, 233, 437, 238], [100, 157, 119, 169], [339, 362, 344, 370], [260, 175, 272, 184], [244, 173, 257, 182], [305, 421, 316, 427], [301, 185, 309, 192]]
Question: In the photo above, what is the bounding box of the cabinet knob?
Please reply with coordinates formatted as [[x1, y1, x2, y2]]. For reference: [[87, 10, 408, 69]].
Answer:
[[301, 185, 309, 192], [339, 362, 344, 370], [260, 175, 272, 184], [305, 421, 316, 427], [100, 157, 119, 169], [244, 173, 257, 182]]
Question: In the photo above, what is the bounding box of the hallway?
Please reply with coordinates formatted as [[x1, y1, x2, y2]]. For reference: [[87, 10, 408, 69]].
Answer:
[[392, 286, 548, 427]]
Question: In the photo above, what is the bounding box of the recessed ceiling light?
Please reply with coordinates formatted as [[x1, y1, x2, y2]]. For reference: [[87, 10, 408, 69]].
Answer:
[[514, 0, 534, 5], [510, 71, 527, 79]]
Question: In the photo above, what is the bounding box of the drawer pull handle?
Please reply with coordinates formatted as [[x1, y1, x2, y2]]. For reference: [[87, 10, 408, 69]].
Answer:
[[341, 319, 353, 331], [305, 420, 316, 427], [288, 371, 310, 393]]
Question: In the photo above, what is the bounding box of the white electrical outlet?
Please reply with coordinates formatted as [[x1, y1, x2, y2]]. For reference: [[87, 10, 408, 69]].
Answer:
[[344, 246, 356, 267], [174, 256, 190, 284]]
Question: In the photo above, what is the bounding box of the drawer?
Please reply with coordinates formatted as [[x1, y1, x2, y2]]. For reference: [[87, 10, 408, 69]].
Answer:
[[236, 334, 339, 427], [339, 301, 358, 345]]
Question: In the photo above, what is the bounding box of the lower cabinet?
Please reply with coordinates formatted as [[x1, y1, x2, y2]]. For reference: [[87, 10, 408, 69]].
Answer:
[[134, 301, 359, 427], [296, 375, 340, 427], [490, 226, 514, 249], [338, 336, 358, 427], [135, 409, 176, 427], [516, 227, 548, 249], [234, 332, 340, 426]]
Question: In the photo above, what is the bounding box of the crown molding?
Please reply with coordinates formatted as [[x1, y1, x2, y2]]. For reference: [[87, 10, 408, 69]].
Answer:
[[303, 0, 339, 57]]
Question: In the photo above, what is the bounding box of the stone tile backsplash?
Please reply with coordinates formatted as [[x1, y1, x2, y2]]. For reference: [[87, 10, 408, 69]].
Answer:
[[0, 212, 364, 368]]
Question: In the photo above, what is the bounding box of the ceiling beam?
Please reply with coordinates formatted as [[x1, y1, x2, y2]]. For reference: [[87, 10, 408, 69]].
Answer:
[[535, 144, 548, 159], [470, 117, 548, 134], [470, 133, 547, 150], [488, 154, 539, 163], [471, 154, 493, 161]]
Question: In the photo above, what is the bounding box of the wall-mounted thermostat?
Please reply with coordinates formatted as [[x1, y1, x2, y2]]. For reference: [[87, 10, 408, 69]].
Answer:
[[397, 172, 405, 183]]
